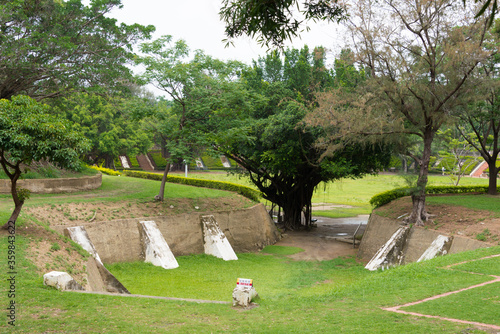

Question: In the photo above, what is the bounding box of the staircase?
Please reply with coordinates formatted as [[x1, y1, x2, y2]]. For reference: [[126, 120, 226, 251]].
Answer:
[[136, 154, 155, 171], [470, 161, 488, 177]]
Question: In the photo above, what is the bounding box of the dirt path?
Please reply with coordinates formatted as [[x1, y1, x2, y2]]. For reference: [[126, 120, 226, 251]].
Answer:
[[275, 215, 369, 261]]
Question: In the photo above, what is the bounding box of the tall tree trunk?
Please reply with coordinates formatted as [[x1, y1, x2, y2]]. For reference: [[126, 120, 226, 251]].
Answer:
[[155, 163, 171, 201], [487, 160, 498, 195], [406, 131, 434, 226]]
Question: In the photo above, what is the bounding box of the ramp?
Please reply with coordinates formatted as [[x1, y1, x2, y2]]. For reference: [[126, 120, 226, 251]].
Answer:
[[365, 226, 410, 271], [65, 226, 130, 294], [417, 235, 453, 262], [138, 221, 179, 269], [201, 215, 238, 261]]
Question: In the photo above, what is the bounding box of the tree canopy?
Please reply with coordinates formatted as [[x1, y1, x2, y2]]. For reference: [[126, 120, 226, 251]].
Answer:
[[0, 0, 154, 100], [0, 95, 89, 228], [214, 46, 391, 230]]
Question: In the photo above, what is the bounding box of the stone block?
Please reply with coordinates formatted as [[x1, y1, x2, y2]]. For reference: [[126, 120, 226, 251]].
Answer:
[[232, 287, 258, 307], [43, 271, 83, 291]]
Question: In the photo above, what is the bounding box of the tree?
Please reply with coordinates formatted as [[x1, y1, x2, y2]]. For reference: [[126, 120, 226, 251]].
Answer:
[[219, 0, 497, 48], [330, 0, 492, 226], [0, 96, 89, 229], [454, 20, 500, 195], [219, 0, 347, 48], [136, 36, 252, 201], [436, 128, 481, 186], [214, 47, 391, 230], [51, 93, 153, 169], [0, 0, 154, 100]]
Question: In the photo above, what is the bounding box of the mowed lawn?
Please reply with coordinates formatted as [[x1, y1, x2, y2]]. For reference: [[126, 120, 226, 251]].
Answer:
[[0, 173, 498, 333]]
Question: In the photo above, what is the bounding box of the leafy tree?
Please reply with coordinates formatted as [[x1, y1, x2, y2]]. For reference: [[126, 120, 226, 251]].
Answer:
[[51, 93, 153, 169], [215, 47, 391, 230], [455, 20, 500, 194], [0, 96, 89, 228], [436, 128, 481, 186], [219, 0, 347, 48], [136, 36, 252, 201], [311, 0, 492, 226], [0, 0, 154, 100], [219, 0, 496, 48]]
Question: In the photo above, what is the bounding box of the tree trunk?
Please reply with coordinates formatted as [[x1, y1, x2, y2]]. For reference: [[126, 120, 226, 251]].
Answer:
[[155, 163, 171, 201], [487, 161, 498, 195], [1, 168, 24, 229], [406, 130, 434, 226]]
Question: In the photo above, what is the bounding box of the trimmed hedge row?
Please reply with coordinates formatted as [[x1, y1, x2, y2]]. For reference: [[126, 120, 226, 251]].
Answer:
[[370, 184, 499, 208], [123, 170, 261, 202], [88, 165, 121, 176]]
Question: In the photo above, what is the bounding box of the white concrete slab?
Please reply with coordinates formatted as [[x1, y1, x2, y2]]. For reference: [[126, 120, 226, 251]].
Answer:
[[201, 215, 238, 261], [417, 235, 451, 262], [139, 221, 179, 269], [365, 226, 409, 271]]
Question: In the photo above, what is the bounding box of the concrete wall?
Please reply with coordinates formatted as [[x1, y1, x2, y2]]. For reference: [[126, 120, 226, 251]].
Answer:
[[54, 203, 280, 264], [0, 173, 102, 194], [358, 213, 491, 264]]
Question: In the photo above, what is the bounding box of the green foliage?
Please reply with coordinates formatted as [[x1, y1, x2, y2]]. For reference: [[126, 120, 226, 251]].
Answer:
[[50, 242, 61, 252], [88, 165, 122, 176], [0, 0, 154, 100], [51, 93, 153, 169], [370, 184, 499, 208], [219, 0, 346, 48], [123, 170, 261, 202]]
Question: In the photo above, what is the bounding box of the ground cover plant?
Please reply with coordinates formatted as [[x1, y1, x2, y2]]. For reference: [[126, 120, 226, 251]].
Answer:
[[0, 173, 498, 332], [178, 172, 489, 218], [1, 224, 500, 333]]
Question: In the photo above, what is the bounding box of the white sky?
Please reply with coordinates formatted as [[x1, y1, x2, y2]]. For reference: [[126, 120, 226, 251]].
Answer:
[[109, 0, 346, 65]]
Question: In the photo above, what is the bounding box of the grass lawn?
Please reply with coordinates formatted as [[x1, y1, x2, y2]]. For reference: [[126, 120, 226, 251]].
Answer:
[[1, 172, 498, 333], [2, 230, 499, 333], [180, 172, 490, 218]]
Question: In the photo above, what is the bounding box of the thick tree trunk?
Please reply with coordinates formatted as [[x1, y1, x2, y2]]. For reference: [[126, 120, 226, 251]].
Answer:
[[487, 161, 498, 195], [155, 163, 171, 201]]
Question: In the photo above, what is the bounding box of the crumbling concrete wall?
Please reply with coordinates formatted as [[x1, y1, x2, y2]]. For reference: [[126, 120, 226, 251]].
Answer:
[[54, 203, 280, 264], [358, 213, 491, 264]]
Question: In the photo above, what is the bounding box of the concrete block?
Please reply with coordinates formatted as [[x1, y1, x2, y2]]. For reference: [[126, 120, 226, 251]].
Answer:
[[201, 215, 238, 261], [417, 235, 452, 262], [232, 287, 258, 307], [365, 226, 410, 271], [139, 221, 179, 269], [43, 271, 83, 291]]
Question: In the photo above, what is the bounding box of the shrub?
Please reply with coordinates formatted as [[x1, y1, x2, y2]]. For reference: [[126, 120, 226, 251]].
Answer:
[[88, 165, 121, 176], [123, 170, 261, 202], [370, 184, 498, 208]]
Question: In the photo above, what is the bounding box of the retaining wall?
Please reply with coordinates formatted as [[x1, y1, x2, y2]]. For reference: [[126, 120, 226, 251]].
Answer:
[[358, 213, 491, 263], [53, 203, 280, 264], [0, 173, 102, 194]]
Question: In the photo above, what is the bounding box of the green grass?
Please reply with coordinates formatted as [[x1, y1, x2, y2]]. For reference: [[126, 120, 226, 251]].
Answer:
[[427, 194, 500, 214], [182, 172, 489, 217], [260, 245, 305, 255], [0, 174, 241, 212], [2, 229, 499, 333], [1, 174, 499, 333]]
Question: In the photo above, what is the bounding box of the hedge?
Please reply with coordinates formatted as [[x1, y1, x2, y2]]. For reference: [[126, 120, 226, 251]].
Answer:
[[122, 170, 261, 202], [370, 184, 499, 208], [88, 165, 122, 176]]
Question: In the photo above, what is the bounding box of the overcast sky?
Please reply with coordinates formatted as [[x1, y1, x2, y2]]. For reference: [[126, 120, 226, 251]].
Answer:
[[109, 0, 345, 65]]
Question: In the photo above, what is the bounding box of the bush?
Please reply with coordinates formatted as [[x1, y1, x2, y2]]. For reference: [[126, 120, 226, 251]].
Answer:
[[88, 165, 121, 176], [123, 170, 261, 202], [369, 184, 498, 208]]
